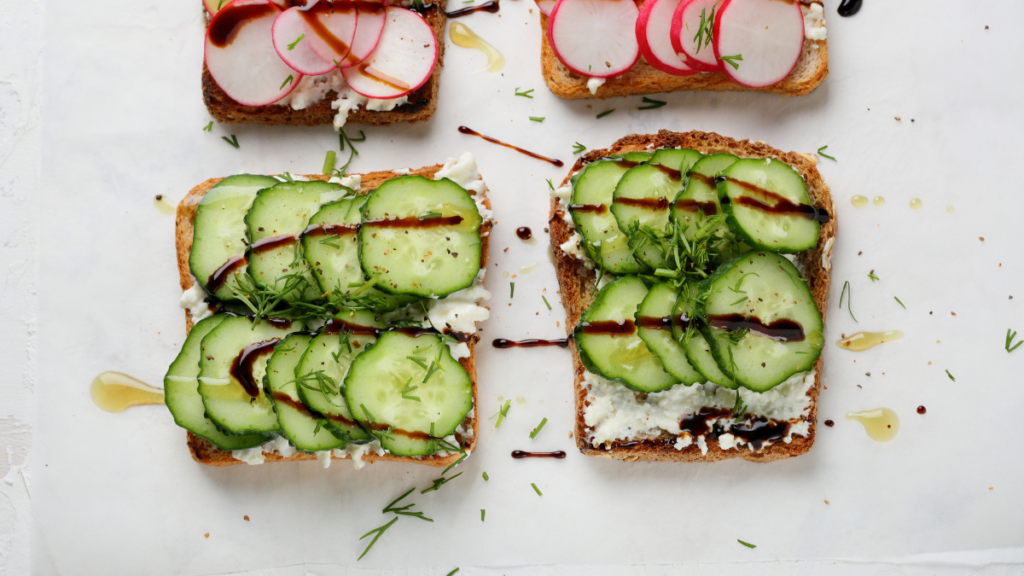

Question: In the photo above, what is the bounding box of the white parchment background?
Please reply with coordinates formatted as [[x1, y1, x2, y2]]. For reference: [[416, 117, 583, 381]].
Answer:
[[8, 0, 1024, 574]]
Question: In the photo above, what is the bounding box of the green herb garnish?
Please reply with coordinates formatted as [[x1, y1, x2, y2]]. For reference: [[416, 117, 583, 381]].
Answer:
[[202, 121, 213, 132], [510, 282, 515, 298], [946, 370, 955, 382], [280, 74, 294, 90], [323, 150, 336, 175], [287, 33, 304, 50], [515, 87, 534, 98], [638, 97, 667, 110], [547, 178, 555, 190], [732, 392, 747, 422], [530, 116, 545, 122], [692, 2, 718, 55], [737, 539, 756, 549], [401, 377, 421, 402], [221, 134, 240, 149], [529, 417, 548, 439], [490, 399, 512, 428], [357, 517, 398, 560], [718, 54, 743, 70], [482, 471, 489, 481], [421, 472, 463, 494], [382, 487, 434, 522], [894, 296, 906, 309], [1006, 329, 1022, 353], [868, 272, 879, 282], [419, 211, 443, 220], [573, 142, 586, 154], [596, 109, 615, 119], [481, 509, 485, 521], [447, 569, 460, 576], [542, 295, 552, 310], [817, 145, 837, 162], [531, 483, 543, 496], [839, 280, 857, 322]]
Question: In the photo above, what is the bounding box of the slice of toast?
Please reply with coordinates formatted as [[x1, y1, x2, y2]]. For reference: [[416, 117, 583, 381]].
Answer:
[[540, 1, 828, 100], [175, 163, 491, 467], [202, 3, 446, 127], [550, 130, 836, 462]]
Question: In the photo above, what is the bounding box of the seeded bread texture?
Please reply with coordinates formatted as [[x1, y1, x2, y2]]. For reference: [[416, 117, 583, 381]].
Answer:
[[202, 3, 446, 127], [175, 164, 490, 467], [549, 130, 836, 463], [539, 1, 828, 101]]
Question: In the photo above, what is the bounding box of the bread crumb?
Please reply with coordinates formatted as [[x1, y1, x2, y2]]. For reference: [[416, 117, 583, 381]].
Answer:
[[985, 25, 989, 29], [824, 500, 830, 505], [979, 237, 985, 241], [244, 515, 249, 521], [865, 372, 870, 376], [951, 312, 956, 316], [895, 116, 901, 121], [936, 340, 940, 343], [503, 247, 509, 252], [990, 487, 994, 490], [858, 251, 862, 256], [928, 361, 932, 365], [568, 432, 573, 439], [204, 533, 210, 538]]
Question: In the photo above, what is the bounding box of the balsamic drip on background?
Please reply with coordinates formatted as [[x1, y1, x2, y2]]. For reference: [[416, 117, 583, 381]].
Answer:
[[208, 3, 276, 47], [917, 406, 927, 415], [824, 420, 835, 427], [457, 126, 564, 167], [706, 313, 806, 342], [492, 338, 569, 348], [512, 450, 566, 459], [837, 0, 861, 17], [445, 0, 499, 17], [516, 226, 533, 240]]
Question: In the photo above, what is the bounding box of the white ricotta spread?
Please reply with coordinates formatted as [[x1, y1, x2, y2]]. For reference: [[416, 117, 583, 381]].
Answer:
[[587, 77, 606, 95], [559, 231, 595, 269], [426, 274, 491, 335], [315, 450, 332, 469], [803, 2, 827, 41], [332, 438, 387, 470], [330, 86, 408, 131], [582, 370, 815, 454], [393, 167, 413, 175], [179, 281, 213, 322], [433, 152, 492, 221], [231, 435, 298, 465], [279, 70, 346, 110]]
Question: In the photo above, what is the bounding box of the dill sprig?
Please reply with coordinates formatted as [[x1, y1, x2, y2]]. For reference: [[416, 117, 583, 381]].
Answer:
[[1006, 329, 1022, 353], [573, 142, 587, 154], [718, 54, 743, 70], [638, 97, 667, 110], [839, 281, 857, 322], [221, 134, 240, 149], [515, 87, 534, 98], [692, 2, 719, 55], [490, 399, 512, 428], [529, 417, 548, 439]]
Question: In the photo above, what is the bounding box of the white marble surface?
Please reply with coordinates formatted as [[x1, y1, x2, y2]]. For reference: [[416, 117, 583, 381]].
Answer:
[[5, 0, 1024, 574]]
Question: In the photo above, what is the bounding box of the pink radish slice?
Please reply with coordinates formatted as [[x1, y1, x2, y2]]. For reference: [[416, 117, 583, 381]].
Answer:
[[273, 7, 336, 75], [671, 0, 722, 72], [636, 0, 695, 76], [205, 0, 294, 15], [301, 0, 360, 68], [712, 0, 803, 87], [535, 0, 557, 16], [548, 0, 640, 78], [205, 0, 302, 106], [348, 0, 388, 64], [341, 7, 436, 99]]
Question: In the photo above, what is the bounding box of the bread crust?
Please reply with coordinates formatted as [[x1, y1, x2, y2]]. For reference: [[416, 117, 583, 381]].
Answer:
[[175, 164, 490, 467], [539, 1, 828, 100], [549, 130, 836, 463], [202, 3, 446, 127]]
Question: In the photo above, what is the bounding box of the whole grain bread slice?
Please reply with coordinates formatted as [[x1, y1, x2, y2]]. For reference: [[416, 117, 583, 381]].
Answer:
[[203, 3, 446, 127], [175, 163, 490, 467], [540, 1, 828, 100], [549, 130, 836, 463]]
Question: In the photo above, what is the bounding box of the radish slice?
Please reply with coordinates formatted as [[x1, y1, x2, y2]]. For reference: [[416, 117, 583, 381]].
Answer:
[[713, 0, 803, 88], [341, 7, 437, 99], [301, 0, 360, 69], [348, 0, 388, 64], [205, 0, 301, 106], [671, 0, 722, 72], [273, 7, 335, 75], [636, 0, 696, 76], [206, 0, 292, 15], [548, 0, 639, 78], [535, 0, 557, 16]]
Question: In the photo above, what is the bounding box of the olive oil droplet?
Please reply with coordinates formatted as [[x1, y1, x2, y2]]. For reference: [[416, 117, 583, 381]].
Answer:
[[872, 196, 885, 206], [850, 195, 868, 207], [91, 372, 165, 413], [846, 408, 899, 442], [516, 396, 526, 405], [449, 22, 505, 73], [947, 206, 954, 213], [154, 195, 175, 215], [835, 330, 904, 351], [909, 198, 923, 210]]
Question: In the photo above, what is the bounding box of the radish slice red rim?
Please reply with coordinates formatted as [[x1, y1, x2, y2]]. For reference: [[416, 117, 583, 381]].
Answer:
[[548, 0, 640, 78], [637, 0, 696, 76], [341, 7, 437, 99], [713, 0, 803, 88], [671, 0, 722, 72], [301, 0, 360, 69], [535, 0, 556, 16], [273, 7, 336, 75], [205, 0, 302, 106], [348, 0, 388, 64]]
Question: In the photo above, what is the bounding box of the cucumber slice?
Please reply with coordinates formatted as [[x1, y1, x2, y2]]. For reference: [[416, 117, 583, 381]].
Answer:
[[246, 180, 345, 300], [698, 252, 824, 392], [344, 330, 473, 456], [573, 276, 678, 393], [570, 159, 648, 274], [189, 174, 279, 301], [294, 312, 381, 442], [198, 315, 299, 435], [610, 151, 655, 162], [672, 154, 738, 241], [611, 149, 702, 269], [358, 175, 482, 298], [302, 197, 418, 312], [164, 315, 269, 450], [636, 282, 704, 385], [265, 333, 346, 452], [671, 282, 738, 389], [717, 158, 822, 253]]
